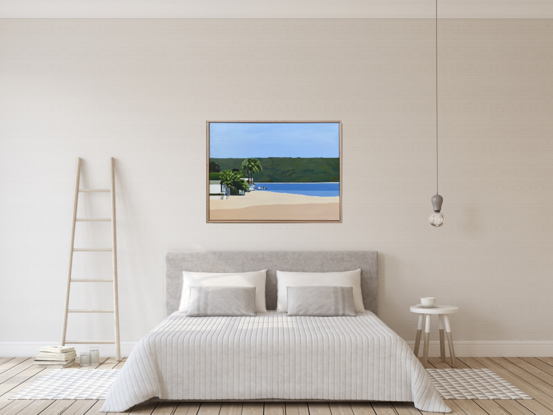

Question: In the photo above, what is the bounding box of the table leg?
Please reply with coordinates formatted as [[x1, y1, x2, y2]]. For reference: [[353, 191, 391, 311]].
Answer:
[[413, 314, 423, 357], [423, 314, 431, 368], [439, 315, 446, 363], [444, 315, 456, 368]]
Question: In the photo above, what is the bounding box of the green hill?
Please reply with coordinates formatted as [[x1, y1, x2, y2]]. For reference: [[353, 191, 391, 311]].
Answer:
[[209, 157, 339, 183]]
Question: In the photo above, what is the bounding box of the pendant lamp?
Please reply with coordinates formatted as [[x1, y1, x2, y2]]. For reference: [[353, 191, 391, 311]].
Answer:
[[430, 0, 445, 227]]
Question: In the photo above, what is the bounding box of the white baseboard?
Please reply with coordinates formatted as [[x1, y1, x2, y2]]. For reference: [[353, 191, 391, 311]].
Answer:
[[1, 341, 552, 358], [0, 342, 137, 358], [406, 341, 553, 357]]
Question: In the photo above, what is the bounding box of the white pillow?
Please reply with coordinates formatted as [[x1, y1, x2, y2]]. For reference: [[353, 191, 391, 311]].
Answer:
[[179, 270, 267, 313], [276, 269, 365, 312]]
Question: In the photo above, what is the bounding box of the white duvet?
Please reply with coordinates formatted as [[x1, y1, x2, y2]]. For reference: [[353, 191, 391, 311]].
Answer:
[[101, 311, 450, 413]]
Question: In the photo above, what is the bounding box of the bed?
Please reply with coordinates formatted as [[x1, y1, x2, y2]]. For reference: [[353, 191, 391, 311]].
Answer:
[[101, 251, 450, 413]]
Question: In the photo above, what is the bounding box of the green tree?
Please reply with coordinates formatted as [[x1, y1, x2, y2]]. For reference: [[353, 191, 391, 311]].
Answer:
[[219, 170, 249, 195], [209, 161, 222, 173], [241, 158, 262, 186]]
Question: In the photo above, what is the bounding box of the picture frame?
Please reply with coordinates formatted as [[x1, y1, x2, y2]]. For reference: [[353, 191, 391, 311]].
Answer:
[[207, 121, 342, 223]]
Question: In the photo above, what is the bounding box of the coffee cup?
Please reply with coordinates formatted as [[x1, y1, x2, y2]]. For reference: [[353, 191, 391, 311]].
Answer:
[[421, 297, 436, 307]]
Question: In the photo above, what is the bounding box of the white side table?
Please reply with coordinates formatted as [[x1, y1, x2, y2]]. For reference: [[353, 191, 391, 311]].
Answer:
[[410, 305, 459, 368]]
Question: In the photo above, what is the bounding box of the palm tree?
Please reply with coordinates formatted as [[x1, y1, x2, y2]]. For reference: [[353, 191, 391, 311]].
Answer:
[[219, 170, 249, 195], [241, 158, 262, 188]]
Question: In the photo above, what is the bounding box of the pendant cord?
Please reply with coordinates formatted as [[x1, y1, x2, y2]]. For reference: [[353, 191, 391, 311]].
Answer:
[[435, 0, 439, 195]]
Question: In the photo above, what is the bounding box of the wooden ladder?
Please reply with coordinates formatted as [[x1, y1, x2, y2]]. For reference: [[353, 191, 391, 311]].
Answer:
[[60, 157, 121, 360]]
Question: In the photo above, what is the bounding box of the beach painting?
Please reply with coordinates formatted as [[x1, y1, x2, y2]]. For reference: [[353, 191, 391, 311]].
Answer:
[[207, 121, 342, 223]]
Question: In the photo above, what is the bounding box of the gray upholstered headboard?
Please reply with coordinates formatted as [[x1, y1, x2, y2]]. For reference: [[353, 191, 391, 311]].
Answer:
[[166, 251, 378, 316]]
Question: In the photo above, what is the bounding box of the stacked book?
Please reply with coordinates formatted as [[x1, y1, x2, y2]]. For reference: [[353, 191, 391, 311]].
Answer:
[[34, 345, 76, 367]]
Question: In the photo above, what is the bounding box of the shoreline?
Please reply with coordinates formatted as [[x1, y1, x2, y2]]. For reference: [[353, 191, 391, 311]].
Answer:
[[254, 182, 339, 184], [210, 190, 339, 210], [209, 190, 340, 221]]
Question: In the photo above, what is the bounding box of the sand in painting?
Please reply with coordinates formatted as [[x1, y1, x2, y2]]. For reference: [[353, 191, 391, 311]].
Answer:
[[210, 191, 340, 221]]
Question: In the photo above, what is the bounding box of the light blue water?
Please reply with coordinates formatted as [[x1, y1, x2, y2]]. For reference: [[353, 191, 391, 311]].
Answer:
[[255, 182, 339, 197]]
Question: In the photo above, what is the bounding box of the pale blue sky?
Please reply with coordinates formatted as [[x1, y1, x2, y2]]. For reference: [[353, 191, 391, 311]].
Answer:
[[209, 122, 340, 158]]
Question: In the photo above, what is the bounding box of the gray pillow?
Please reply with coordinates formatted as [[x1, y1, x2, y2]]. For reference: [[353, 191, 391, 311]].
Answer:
[[286, 286, 356, 317], [186, 286, 256, 317]]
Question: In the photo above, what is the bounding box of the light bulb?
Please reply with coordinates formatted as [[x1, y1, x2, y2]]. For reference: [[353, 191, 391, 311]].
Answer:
[[430, 194, 444, 227], [429, 212, 445, 227]]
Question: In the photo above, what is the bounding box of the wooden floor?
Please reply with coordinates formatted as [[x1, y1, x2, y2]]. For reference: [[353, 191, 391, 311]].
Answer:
[[1, 356, 553, 415]]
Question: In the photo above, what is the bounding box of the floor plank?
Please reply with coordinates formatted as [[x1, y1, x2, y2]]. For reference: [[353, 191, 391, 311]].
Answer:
[[197, 404, 221, 415], [0, 362, 38, 388], [537, 358, 553, 368], [129, 401, 159, 415], [81, 400, 105, 415], [241, 403, 262, 415], [449, 359, 470, 370], [97, 358, 120, 370], [329, 403, 354, 415], [506, 358, 553, 386], [0, 399, 37, 415], [0, 360, 13, 368], [349, 403, 376, 415], [58, 400, 98, 415], [391, 402, 421, 415], [427, 358, 450, 369], [151, 402, 178, 415], [427, 356, 470, 371], [452, 400, 487, 415], [521, 358, 553, 378], [456, 358, 487, 369], [369, 403, 396, 415], [285, 403, 308, 415], [516, 398, 553, 415], [173, 403, 200, 415], [0, 360, 31, 376], [308, 404, 332, 415], [265, 403, 285, 415], [494, 400, 535, 415], [38, 399, 76, 415], [473, 400, 512, 415], [219, 403, 242, 415]]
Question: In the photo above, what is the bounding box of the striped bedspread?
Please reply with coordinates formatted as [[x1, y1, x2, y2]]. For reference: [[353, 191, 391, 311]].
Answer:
[[101, 311, 450, 413]]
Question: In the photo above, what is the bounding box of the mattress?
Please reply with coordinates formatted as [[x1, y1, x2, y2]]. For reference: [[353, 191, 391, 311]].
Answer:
[[101, 311, 450, 413]]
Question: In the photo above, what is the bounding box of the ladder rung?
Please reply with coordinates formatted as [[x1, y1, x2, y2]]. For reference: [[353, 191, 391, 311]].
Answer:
[[79, 189, 110, 192], [68, 309, 114, 313], [65, 341, 115, 344], [71, 279, 113, 282], [76, 218, 111, 222], [73, 248, 112, 252]]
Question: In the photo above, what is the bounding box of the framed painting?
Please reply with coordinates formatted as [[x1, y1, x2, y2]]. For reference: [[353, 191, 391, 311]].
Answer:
[[207, 121, 342, 223]]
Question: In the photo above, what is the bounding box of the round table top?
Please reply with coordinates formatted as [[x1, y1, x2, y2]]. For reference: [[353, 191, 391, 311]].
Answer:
[[410, 305, 459, 315]]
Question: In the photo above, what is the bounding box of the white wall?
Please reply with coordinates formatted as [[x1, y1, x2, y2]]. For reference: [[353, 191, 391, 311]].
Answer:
[[1, 19, 552, 356]]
